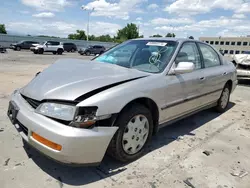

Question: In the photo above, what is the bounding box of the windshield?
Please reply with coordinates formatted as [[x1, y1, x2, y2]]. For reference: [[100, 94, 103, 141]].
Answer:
[[40, 41, 46, 45], [94, 40, 178, 73]]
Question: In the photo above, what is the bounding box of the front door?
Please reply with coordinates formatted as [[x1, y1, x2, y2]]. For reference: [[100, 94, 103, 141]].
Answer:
[[161, 42, 204, 122]]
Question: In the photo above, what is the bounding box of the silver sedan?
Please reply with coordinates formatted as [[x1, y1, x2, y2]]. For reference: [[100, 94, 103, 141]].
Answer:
[[7, 38, 237, 165]]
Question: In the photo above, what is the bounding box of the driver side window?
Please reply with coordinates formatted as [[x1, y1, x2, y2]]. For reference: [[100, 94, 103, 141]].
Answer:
[[176, 42, 201, 70]]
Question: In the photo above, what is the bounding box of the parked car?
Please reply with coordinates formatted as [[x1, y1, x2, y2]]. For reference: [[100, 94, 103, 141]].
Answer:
[[30, 41, 64, 55], [78, 45, 105, 56], [10, 40, 39, 51], [231, 53, 250, 80], [63, 42, 77, 52], [0, 45, 7, 53], [8, 38, 237, 165]]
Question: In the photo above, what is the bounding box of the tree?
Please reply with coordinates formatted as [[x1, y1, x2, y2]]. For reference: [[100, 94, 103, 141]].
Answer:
[[189, 36, 194, 39], [0, 24, 7, 34], [151, 34, 162, 37], [166, 33, 176, 37], [68, 30, 87, 40], [117, 23, 139, 41]]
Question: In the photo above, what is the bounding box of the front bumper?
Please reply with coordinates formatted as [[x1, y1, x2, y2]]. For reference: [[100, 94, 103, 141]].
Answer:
[[237, 69, 250, 79], [8, 90, 118, 165]]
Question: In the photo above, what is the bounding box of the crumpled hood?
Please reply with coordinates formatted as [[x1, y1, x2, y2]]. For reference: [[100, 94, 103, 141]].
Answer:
[[233, 54, 250, 65], [21, 59, 149, 101]]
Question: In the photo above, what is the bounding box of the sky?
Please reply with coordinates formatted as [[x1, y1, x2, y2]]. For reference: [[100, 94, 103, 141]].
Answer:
[[1, 0, 250, 38]]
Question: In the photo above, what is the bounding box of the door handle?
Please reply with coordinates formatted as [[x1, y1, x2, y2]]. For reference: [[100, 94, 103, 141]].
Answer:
[[200, 77, 206, 81], [223, 72, 228, 75]]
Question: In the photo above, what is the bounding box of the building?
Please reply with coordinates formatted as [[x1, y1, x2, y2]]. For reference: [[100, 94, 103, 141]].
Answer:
[[199, 37, 250, 55]]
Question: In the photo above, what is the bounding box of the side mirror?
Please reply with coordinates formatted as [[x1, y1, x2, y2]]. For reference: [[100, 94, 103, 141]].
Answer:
[[173, 62, 195, 74]]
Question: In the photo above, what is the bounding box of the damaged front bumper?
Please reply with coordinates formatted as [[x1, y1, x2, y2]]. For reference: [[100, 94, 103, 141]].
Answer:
[[7, 90, 118, 165], [237, 64, 250, 79]]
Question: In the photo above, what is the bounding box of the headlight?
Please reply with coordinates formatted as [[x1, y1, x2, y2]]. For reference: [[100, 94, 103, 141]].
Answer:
[[36, 103, 76, 121]]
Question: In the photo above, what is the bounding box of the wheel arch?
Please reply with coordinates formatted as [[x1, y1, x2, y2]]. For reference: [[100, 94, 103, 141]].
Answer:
[[225, 80, 233, 93], [115, 97, 160, 134]]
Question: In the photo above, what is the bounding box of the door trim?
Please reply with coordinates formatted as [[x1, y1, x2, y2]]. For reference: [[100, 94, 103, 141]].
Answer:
[[161, 88, 222, 110]]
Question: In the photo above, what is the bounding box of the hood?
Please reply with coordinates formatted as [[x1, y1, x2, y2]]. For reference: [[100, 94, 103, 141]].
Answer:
[[32, 43, 40, 47], [11, 43, 17, 46], [233, 54, 250, 65], [21, 59, 149, 101]]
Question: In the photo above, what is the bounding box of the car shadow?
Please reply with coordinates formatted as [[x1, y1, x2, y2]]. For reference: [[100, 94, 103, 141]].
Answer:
[[23, 102, 235, 186]]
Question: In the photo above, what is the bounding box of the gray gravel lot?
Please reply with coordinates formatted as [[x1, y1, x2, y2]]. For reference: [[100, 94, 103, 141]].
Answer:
[[1, 50, 250, 188]]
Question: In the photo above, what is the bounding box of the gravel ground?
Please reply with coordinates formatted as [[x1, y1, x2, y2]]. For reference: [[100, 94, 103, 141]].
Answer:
[[0, 50, 250, 188]]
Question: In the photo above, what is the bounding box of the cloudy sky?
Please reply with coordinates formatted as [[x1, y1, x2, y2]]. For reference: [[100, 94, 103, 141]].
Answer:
[[1, 0, 250, 38]]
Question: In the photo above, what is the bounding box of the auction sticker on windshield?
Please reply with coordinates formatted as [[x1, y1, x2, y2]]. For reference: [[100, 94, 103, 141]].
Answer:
[[146, 42, 168, 46]]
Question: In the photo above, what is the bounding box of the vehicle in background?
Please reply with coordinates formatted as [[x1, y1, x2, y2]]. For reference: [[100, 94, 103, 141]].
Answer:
[[78, 45, 105, 56], [63, 43, 77, 52], [8, 38, 237, 165], [30, 41, 64, 55], [230, 53, 250, 80], [10, 41, 39, 51], [0, 45, 7, 53]]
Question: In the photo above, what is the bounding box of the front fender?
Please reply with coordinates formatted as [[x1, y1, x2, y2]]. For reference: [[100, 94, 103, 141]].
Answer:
[[77, 88, 157, 116]]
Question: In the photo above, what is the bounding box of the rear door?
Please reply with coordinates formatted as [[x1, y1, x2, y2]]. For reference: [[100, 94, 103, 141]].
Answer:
[[196, 43, 229, 106]]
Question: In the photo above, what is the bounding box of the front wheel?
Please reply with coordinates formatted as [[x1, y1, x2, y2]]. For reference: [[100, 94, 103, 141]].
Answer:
[[16, 46, 21, 51], [53, 51, 57, 55], [215, 84, 230, 113], [85, 51, 90, 56], [108, 104, 153, 162], [38, 48, 44, 54]]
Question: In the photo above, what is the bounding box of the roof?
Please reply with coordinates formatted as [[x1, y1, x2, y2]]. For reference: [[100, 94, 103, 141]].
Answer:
[[132, 37, 200, 43]]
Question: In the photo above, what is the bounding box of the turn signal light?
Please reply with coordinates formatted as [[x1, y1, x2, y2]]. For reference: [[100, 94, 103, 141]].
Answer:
[[32, 132, 62, 151]]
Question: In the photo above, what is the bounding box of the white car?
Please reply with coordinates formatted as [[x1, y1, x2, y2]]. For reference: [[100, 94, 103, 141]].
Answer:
[[230, 53, 250, 80], [30, 41, 64, 55]]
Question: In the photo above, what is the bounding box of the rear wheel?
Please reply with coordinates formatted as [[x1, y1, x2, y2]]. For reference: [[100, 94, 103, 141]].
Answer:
[[215, 83, 230, 113], [53, 51, 57, 55], [57, 49, 63, 55], [33, 51, 38, 54], [71, 48, 75, 52], [108, 104, 153, 162]]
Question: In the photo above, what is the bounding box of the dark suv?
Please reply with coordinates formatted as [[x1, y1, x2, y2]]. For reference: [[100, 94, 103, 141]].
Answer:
[[78, 45, 105, 56], [63, 43, 77, 52], [10, 40, 39, 51]]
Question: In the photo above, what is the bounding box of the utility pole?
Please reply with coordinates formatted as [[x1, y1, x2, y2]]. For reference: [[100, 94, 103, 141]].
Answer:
[[81, 6, 94, 41]]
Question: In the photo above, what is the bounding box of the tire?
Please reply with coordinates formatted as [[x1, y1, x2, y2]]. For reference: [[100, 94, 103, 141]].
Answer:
[[71, 48, 75, 52], [16, 46, 21, 51], [53, 52, 57, 55], [215, 83, 231, 113], [38, 48, 44, 54], [33, 51, 38, 54], [108, 104, 153, 162], [86, 51, 90, 56], [57, 49, 63, 55]]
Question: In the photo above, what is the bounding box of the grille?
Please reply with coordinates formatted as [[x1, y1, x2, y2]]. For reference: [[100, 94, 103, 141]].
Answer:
[[21, 95, 41, 109]]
